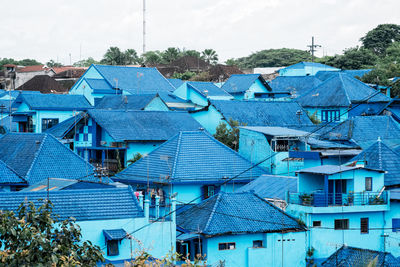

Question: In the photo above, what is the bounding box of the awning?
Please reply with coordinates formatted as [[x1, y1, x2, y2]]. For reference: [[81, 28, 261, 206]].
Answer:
[[103, 229, 127, 241], [177, 232, 198, 241]]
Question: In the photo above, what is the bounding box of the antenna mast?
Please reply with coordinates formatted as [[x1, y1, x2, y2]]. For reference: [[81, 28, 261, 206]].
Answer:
[[307, 36, 321, 62], [143, 0, 146, 54]]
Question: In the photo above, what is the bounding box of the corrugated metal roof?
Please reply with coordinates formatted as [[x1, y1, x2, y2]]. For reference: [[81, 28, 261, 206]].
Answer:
[[241, 126, 309, 137], [269, 76, 322, 97], [95, 94, 158, 110], [187, 81, 232, 97], [18, 93, 92, 110], [177, 192, 304, 236], [221, 74, 270, 93], [296, 164, 383, 175]]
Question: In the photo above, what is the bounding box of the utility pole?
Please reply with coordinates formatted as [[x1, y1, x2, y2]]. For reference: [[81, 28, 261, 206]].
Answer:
[[143, 0, 146, 54], [307, 36, 321, 62]]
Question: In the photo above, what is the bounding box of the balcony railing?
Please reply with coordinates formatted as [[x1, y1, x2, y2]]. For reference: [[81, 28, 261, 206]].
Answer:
[[288, 191, 388, 207]]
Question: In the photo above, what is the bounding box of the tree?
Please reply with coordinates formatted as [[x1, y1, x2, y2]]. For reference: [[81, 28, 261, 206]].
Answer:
[[124, 49, 140, 65], [233, 48, 311, 69], [201, 49, 219, 64], [0, 58, 41, 68], [73, 57, 98, 67], [317, 47, 378, 70], [0, 201, 104, 266], [213, 119, 245, 151], [361, 24, 400, 55], [171, 71, 197, 80], [225, 58, 237, 66], [162, 47, 181, 64], [100, 46, 125, 65], [141, 51, 163, 65], [182, 49, 201, 59], [127, 152, 143, 166], [46, 59, 62, 67]]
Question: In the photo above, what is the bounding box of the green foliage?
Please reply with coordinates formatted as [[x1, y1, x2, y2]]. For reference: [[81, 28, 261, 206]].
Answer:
[[182, 49, 201, 59], [201, 49, 219, 65], [190, 71, 212, 81], [361, 24, 400, 55], [306, 110, 321, 125], [317, 47, 378, 70], [172, 71, 197, 80], [73, 57, 98, 67], [233, 48, 311, 69], [0, 201, 104, 266], [100, 47, 141, 65], [213, 119, 245, 151], [46, 59, 62, 67], [141, 50, 163, 65], [162, 47, 181, 64], [225, 58, 237, 66], [0, 58, 41, 68], [127, 152, 143, 166]]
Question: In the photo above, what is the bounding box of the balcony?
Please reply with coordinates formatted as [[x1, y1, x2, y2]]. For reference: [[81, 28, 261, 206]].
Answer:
[[287, 191, 389, 213]]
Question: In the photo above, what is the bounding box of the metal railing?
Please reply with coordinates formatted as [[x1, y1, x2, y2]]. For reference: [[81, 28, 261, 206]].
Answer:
[[288, 191, 388, 207]]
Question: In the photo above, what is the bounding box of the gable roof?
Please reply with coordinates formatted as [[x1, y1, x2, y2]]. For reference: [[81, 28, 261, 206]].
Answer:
[[95, 94, 160, 110], [321, 246, 400, 267], [114, 131, 267, 184], [167, 78, 184, 89], [269, 76, 322, 97], [0, 133, 106, 185], [0, 159, 24, 185], [92, 64, 175, 94], [88, 110, 202, 141], [298, 73, 390, 107], [85, 78, 112, 90], [45, 112, 86, 138], [221, 74, 271, 93], [16, 93, 92, 110], [177, 192, 304, 236], [0, 187, 143, 221], [280, 62, 340, 72], [16, 65, 53, 73], [209, 100, 313, 127], [350, 140, 400, 187], [320, 116, 400, 147], [187, 81, 232, 97], [237, 175, 297, 200], [16, 75, 67, 94]]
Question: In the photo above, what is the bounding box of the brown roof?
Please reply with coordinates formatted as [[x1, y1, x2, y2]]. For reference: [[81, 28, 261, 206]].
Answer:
[[16, 75, 67, 94], [208, 64, 244, 81], [169, 56, 210, 72], [52, 66, 86, 74], [17, 65, 52, 73], [53, 68, 86, 79]]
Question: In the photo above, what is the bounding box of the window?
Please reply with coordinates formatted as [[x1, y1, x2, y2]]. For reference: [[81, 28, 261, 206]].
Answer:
[[218, 242, 236, 250], [202, 185, 218, 200], [253, 240, 263, 248], [361, 218, 369, 234], [42, 118, 59, 131], [313, 221, 321, 227], [365, 177, 373, 191], [393, 219, 400, 232], [321, 110, 340, 122], [334, 219, 349, 230], [106, 240, 119, 256]]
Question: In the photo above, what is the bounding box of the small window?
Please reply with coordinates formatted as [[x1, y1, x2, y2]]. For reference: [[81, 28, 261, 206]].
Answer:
[[334, 219, 349, 230], [253, 240, 263, 248], [107, 240, 119, 256], [393, 219, 400, 232], [365, 177, 372, 191], [361, 218, 369, 234], [313, 221, 321, 227], [203, 185, 217, 200], [41, 118, 59, 132], [218, 242, 236, 250]]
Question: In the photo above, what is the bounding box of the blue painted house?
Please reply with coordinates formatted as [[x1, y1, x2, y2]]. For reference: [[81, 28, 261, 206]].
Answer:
[[176, 192, 306, 267], [95, 94, 169, 111], [286, 164, 389, 260], [174, 81, 233, 107], [297, 73, 390, 122], [0, 186, 176, 264], [69, 64, 176, 105], [191, 100, 313, 134], [0, 133, 108, 191], [113, 131, 267, 205], [268, 75, 322, 99], [12, 93, 92, 133], [220, 74, 272, 100], [278, 62, 340, 76]]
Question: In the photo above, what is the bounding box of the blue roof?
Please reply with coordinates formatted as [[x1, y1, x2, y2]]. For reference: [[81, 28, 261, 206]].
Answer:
[[21, 178, 117, 192], [269, 76, 322, 97], [221, 74, 271, 93], [280, 62, 339, 71], [321, 246, 400, 267], [314, 70, 338, 81], [114, 131, 267, 184], [0, 187, 143, 221], [95, 94, 160, 110], [167, 78, 184, 89], [157, 92, 188, 103], [342, 69, 372, 79], [85, 78, 112, 90], [45, 112, 86, 138], [210, 100, 313, 127], [298, 73, 390, 107], [177, 192, 304, 236], [93, 64, 175, 94], [321, 116, 400, 147], [237, 174, 297, 200], [350, 140, 400, 187], [88, 110, 202, 141], [0, 133, 108, 185], [187, 81, 232, 97], [16, 93, 92, 110], [103, 229, 127, 241], [0, 159, 24, 184], [297, 165, 383, 175]]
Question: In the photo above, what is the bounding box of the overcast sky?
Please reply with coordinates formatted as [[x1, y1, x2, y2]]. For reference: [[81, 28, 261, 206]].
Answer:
[[2, 0, 400, 65]]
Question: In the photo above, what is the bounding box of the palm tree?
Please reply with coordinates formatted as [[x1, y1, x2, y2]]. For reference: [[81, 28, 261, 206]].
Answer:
[[101, 47, 124, 65], [162, 47, 181, 64], [202, 49, 219, 64]]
